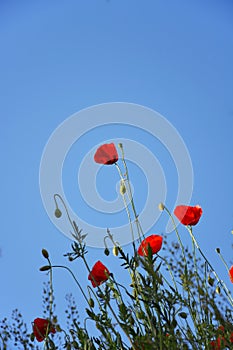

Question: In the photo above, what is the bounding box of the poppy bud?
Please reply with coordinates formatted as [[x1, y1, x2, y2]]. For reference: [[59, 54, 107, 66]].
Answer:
[[179, 312, 188, 319], [88, 298, 95, 308], [158, 203, 165, 211], [215, 248, 221, 254], [120, 181, 126, 195], [41, 249, 49, 259], [55, 208, 62, 218], [118, 143, 123, 149], [216, 286, 221, 294], [208, 276, 214, 287], [104, 248, 110, 256], [112, 246, 119, 256], [40, 265, 51, 271]]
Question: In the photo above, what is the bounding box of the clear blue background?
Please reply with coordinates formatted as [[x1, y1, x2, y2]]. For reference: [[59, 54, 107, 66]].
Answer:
[[1, 0, 233, 341]]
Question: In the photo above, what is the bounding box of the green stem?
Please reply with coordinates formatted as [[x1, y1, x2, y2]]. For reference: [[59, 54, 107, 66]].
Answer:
[[186, 227, 233, 308]]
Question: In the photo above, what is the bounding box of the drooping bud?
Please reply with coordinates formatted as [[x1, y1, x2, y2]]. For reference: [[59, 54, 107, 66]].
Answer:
[[216, 286, 221, 294], [55, 208, 62, 218], [39, 265, 51, 271], [42, 249, 49, 259], [118, 143, 123, 149], [215, 248, 220, 254], [158, 202, 165, 211], [104, 248, 110, 256]]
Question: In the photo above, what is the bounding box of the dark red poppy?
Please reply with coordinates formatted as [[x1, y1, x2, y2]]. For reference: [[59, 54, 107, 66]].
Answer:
[[174, 205, 203, 226], [94, 143, 118, 165], [33, 318, 56, 342], [137, 235, 163, 256], [229, 266, 233, 283], [88, 261, 110, 288]]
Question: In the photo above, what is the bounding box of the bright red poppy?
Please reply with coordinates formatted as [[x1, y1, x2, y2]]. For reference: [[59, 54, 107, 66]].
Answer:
[[229, 266, 233, 283], [94, 143, 118, 165], [33, 318, 56, 342], [137, 235, 163, 256], [210, 326, 233, 349], [88, 261, 110, 287], [174, 205, 203, 226]]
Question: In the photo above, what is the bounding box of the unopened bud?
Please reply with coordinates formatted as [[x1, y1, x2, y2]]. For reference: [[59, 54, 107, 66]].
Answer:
[[39, 265, 51, 271], [55, 208, 62, 218], [158, 203, 165, 211], [216, 286, 221, 294], [104, 248, 110, 256], [215, 248, 221, 254], [208, 276, 214, 287], [113, 246, 119, 256], [88, 298, 95, 308], [118, 143, 123, 149], [42, 249, 49, 259], [120, 181, 126, 195]]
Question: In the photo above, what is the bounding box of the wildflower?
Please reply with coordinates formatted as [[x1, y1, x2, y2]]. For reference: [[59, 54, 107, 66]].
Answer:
[[32, 318, 56, 342], [88, 261, 110, 287], [210, 325, 233, 349], [138, 235, 163, 256], [229, 265, 233, 283], [94, 143, 118, 165], [174, 205, 202, 226]]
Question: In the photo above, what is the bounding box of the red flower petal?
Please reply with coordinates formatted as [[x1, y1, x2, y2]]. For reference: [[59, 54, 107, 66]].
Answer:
[[94, 143, 118, 165], [88, 261, 110, 288], [174, 205, 203, 226], [138, 235, 163, 256], [229, 266, 233, 283], [33, 318, 56, 342]]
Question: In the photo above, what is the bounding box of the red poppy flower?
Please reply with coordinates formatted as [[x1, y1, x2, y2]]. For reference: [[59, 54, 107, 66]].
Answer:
[[94, 143, 118, 165], [88, 261, 110, 288], [229, 266, 233, 283], [137, 235, 163, 256], [174, 205, 203, 226], [209, 326, 233, 349], [33, 318, 56, 342]]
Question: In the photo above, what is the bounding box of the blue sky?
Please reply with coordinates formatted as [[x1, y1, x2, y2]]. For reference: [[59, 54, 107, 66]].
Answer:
[[1, 0, 233, 341]]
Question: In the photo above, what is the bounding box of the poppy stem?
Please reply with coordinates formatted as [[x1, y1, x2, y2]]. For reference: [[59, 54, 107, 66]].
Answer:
[[163, 206, 188, 271], [51, 265, 90, 306], [186, 227, 233, 308], [53, 194, 76, 232]]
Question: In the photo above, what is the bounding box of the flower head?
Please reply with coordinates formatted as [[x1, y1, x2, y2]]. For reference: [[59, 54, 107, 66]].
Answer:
[[174, 205, 203, 226], [229, 265, 233, 283], [138, 234, 163, 257], [88, 261, 110, 287], [209, 326, 233, 349], [33, 318, 56, 342], [94, 143, 118, 165]]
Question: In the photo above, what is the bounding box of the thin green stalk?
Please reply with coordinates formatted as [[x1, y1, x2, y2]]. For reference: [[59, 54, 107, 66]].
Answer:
[[186, 227, 233, 308], [51, 265, 90, 305]]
